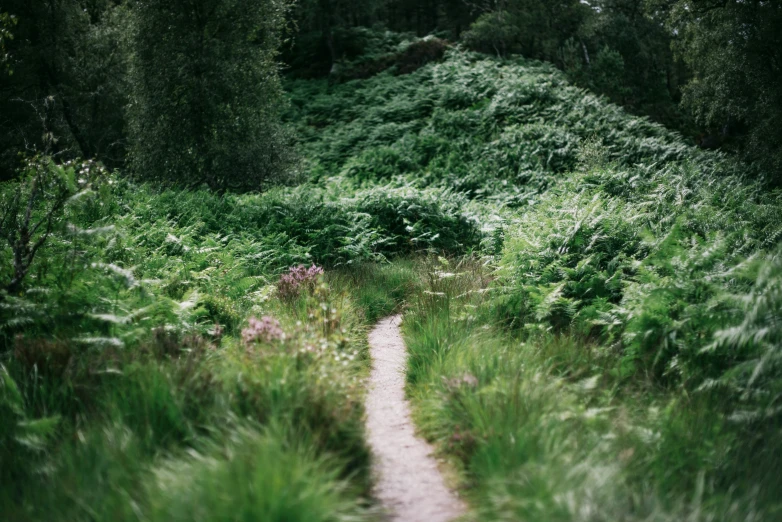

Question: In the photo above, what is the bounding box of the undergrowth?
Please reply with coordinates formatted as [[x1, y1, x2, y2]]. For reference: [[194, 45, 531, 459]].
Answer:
[[0, 160, 426, 520], [281, 47, 782, 521], [2, 43, 781, 520], [285, 49, 724, 209], [403, 259, 781, 521]]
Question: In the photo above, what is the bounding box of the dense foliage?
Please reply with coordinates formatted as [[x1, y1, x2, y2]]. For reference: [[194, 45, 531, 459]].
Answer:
[[0, 1, 130, 178], [286, 49, 694, 207], [0, 159, 436, 517], [0, 0, 294, 190], [404, 258, 782, 520], [287, 47, 781, 402], [283, 0, 780, 177], [128, 0, 294, 190], [1, 2, 781, 519], [289, 48, 782, 518], [2, 1, 779, 181]]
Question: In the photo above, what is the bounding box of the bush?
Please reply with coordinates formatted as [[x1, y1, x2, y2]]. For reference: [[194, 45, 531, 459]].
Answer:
[[396, 37, 450, 75], [285, 49, 694, 209], [496, 154, 782, 391], [462, 10, 523, 57], [352, 186, 481, 255], [462, 1, 586, 61], [0, 157, 101, 294]]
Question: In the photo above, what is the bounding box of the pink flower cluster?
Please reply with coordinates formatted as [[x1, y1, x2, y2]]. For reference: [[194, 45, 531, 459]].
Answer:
[[242, 316, 285, 344], [277, 264, 324, 300]]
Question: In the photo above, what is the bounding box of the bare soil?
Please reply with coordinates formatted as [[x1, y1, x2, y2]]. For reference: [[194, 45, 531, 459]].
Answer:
[[365, 315, 465, 522]]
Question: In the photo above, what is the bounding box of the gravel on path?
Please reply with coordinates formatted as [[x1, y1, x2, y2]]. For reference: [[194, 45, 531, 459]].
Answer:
[[365, 315, 465, 522]]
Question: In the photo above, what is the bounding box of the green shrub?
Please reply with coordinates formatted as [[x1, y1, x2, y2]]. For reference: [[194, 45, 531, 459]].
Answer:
[[0, 157, 102, 294], [462, 10, 523, 57], [496, 152, 782, 392], [462, 1, 586, 62], [285, 49, 695, 211], [352, 186, 480, 255], [396, 37, 450, 75]]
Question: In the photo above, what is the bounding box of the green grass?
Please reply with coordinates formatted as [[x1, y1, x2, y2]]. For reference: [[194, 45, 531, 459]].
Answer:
[[402, 260, 781, 521], [0, 256, 419, 520], [329, 260, 424, 324], [143, 426, 368, 522]]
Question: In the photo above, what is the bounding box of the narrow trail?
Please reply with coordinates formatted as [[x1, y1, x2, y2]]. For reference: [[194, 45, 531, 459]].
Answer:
[[365, 315, 465, 522]]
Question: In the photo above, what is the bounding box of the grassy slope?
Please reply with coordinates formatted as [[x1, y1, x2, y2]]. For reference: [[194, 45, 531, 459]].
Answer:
[[287, 48, 782, 520], [287, 50, 694, 202]]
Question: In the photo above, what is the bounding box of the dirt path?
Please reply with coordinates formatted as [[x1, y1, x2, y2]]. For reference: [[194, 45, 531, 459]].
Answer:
[[365, 315, 465, 522]]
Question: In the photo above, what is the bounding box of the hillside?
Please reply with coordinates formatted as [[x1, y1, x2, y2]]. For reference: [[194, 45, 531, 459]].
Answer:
[[287, 49, 694, 200], [288, 49, 782, 519], [2, 45, 781, 521]]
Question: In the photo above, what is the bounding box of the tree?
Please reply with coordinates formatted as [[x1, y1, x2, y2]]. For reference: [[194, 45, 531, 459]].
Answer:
[[462, 0, 588, 61], [0, 157, 77, 295], [0, 1, 130, 180], [562, 0, 686, 128], [127, 0, 294, 191], [652, 0, 782, 178], [0, 12, 16, 75], [283, 0, 383, 76]]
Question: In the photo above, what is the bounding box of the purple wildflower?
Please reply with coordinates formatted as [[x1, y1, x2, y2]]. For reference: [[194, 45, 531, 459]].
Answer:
[[277, 264, 324, 300], [242, 316, 285, 345]]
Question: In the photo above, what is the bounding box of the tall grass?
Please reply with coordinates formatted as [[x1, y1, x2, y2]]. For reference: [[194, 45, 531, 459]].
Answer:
[[0, 192, 421, 521], [1, 262, 416, 519], [402, 260, 780, 521]]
